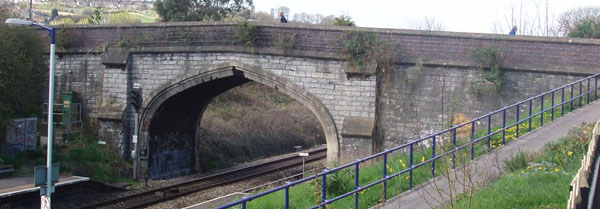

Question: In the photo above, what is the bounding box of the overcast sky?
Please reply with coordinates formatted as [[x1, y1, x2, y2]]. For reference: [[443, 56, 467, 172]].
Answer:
[[253, 0, 600, 34]]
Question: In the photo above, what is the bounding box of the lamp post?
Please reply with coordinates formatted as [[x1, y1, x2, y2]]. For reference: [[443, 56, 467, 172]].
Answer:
[[5, 18, 56, 209]]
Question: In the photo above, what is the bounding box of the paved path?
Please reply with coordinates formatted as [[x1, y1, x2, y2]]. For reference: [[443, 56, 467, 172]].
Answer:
[[371, 100, 600, 209]]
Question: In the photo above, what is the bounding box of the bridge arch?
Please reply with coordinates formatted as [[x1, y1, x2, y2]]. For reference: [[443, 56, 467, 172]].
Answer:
[[139, 61, 339, 179]]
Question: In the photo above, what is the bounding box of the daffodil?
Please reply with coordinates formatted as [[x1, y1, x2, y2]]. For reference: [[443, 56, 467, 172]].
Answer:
[[537, 167, 542, 170], [521, 170, 525, 174], [554, 168, 560, 172], [421, 156, 426, 163], [567, 151, 573, 157]]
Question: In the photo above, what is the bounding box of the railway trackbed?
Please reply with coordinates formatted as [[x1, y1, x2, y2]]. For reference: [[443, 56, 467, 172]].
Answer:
[[79, 148, 326, 209]]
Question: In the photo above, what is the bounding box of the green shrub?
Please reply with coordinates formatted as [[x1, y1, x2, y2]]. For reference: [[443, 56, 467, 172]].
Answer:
[[325, 168, 353, 197], [504, 151, 528, 172], [235, 21, 258, 48], [469, 46, 504, 93]]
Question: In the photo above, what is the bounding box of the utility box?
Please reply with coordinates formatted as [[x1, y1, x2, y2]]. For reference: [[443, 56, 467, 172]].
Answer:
[[62, 90, 74, 132]]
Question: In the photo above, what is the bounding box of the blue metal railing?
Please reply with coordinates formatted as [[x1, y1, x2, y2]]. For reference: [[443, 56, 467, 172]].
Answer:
[[217, 73, 600, 209]]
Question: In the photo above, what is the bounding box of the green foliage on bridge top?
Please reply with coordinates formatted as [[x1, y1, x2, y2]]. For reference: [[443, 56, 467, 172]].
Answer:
[[341, 30, 392, 75], [469, 46, 505, 95], [0, 7, 47, 145], [333, 15, 355, 27], [234, 21, 258, 51]]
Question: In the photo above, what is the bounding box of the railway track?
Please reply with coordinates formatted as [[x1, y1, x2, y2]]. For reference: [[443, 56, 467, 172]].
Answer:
[[80, 147, 327, 209]]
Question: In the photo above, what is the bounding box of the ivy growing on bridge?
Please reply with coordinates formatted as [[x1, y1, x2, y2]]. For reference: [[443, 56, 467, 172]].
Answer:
[[469, 46, 505, 95], [341, 30, 392, 76], [234, 21, 259, 53]]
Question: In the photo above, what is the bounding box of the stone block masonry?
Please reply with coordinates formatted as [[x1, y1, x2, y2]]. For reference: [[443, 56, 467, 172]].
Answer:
[[51, 22, 600, 179]]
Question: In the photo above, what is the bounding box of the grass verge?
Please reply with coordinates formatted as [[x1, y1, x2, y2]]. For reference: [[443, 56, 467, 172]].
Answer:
[[446, 123, 593, 209]]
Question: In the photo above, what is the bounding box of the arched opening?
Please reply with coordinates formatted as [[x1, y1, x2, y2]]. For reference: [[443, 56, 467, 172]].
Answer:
[[139, 62, 339, 179]]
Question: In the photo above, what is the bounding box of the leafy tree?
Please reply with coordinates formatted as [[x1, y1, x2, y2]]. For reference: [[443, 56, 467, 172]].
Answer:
[[0, 6, 47, 144], [568, 19, 600, 39], [334, 15, 355, 26], [154, 0, 254, 22]]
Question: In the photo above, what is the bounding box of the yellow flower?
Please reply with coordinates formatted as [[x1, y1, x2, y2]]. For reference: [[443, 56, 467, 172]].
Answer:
[[527, 166, 531, 169], [537, 167, 542, 170], [405, 176, 410, 180], [554, 168, 560, 172], [421, 156, 426, 163], [567, 151, 573, 157], [521, 170, 525, 174]]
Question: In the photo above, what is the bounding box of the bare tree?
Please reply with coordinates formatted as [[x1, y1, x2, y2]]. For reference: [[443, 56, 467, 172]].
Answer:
[[271, 6, 290, 19], [293, 12, 317, 24], [491, 0, 553, 36], [319, 15, 336, 25], [553, 7, 600, 36], [250, 11, 276, 22], [409, 16, 445, 31]]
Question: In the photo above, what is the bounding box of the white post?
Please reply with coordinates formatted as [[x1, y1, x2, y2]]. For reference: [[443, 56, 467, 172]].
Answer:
[[45, 41, 56, 209]]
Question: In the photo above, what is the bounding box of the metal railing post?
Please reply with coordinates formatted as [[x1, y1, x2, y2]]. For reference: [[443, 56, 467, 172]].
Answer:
[[594, 76, 598, 100], [516, 105, 520, 138], [285, 184, 290, 209], [579, 81, 583, 107], [562, 88, 565, 116], [551, 91, 555, 121], [487, 115, 491, 152], [383, 152, 388, 201], [432, 136, 436, 177], [409, 144, 413, 189], [528, 99, 532, 132], [355, 163, 360, 209], [452, 129, 456, 169], [502, 109, 506, 145], [470, 121, 475, 160], [322, 171, 327, 209], [540, 95, 544, 126]]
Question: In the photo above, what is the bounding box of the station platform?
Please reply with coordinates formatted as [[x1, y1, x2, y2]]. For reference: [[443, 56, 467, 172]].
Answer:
[[0, 174, 89, 198]]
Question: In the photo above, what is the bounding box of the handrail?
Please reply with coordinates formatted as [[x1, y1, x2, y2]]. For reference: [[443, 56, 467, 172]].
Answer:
[[217, 73, 600, 209]]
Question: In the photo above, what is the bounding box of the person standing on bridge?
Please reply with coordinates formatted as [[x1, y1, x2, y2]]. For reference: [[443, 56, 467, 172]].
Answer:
[[509, 25, 517, 35], [280, 12, 288, 23]]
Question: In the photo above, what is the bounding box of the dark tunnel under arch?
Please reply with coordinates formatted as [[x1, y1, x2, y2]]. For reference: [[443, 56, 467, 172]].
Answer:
[[139, 61, 339, 179]]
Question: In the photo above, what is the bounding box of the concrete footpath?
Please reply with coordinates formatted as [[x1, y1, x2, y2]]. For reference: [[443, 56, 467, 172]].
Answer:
[[371, 100, 600, 209]]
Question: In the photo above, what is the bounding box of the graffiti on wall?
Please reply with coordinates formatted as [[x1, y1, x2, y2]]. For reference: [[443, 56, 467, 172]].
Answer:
[[2, 117, 37, 157]]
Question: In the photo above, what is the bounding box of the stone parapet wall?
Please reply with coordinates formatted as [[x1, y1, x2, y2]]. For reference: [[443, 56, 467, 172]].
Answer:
[[59, 22, 600, 75]]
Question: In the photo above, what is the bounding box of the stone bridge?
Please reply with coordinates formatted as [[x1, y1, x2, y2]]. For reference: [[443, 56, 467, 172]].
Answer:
[[52, 22, 600, 179]]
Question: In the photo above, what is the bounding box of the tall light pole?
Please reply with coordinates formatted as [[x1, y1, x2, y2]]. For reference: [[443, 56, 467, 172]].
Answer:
[[5, 18, 56, 209]]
